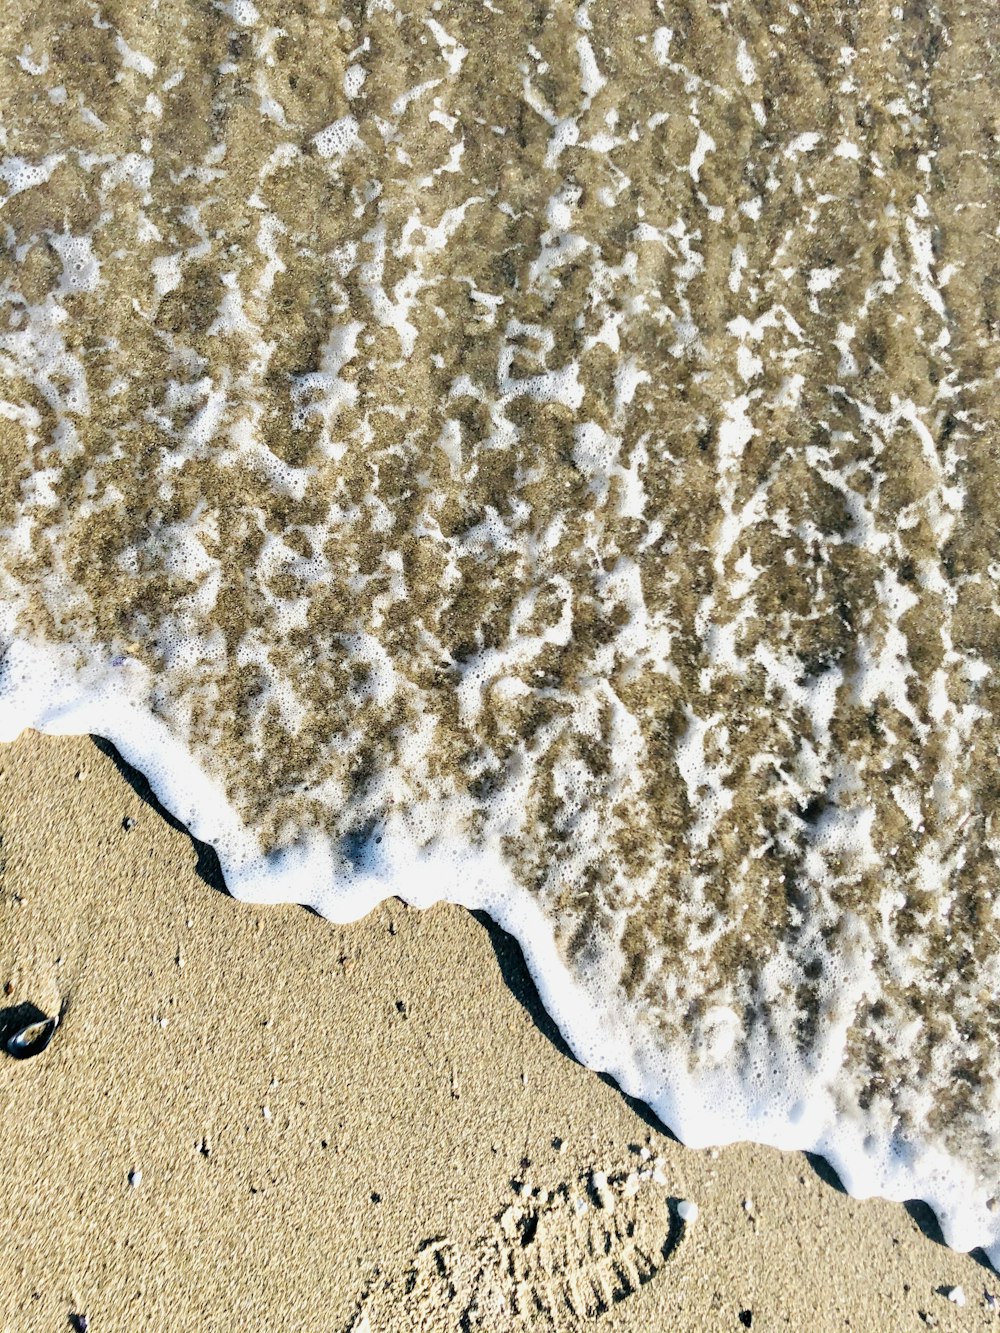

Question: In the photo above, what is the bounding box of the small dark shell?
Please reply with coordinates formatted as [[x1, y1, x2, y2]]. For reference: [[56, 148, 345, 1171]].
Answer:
[[5, 1015, 58, 1059]]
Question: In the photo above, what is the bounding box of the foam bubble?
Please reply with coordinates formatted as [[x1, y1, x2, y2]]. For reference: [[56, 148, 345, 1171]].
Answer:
[[313, 116, 361, 161]]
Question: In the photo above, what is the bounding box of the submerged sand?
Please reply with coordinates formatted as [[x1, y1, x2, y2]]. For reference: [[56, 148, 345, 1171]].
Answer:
[[0, 729, 995, 1332]]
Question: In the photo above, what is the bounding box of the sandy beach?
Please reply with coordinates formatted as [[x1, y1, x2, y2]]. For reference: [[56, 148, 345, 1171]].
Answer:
[[0, 728, 995, 1331], [2, 0, 1000, 1324]]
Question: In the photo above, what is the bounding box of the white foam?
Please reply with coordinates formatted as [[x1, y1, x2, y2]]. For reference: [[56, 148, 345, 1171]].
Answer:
[[313, 116, 361, 161], [50, 233, 102, 294], [343, 65, 367, 99], [576, 37, 605, 101], [114, 34, 156, 79], [735, 39, 757, 86], [222, 0, 260, 25], [424, 19, 468, 76], [0, 154, 65, 201], [784, 132, 822, 158], [16, 47, 49, 76]]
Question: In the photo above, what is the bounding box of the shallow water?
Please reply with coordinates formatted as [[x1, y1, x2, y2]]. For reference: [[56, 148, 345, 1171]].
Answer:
[[1, 0, 999, 1259]]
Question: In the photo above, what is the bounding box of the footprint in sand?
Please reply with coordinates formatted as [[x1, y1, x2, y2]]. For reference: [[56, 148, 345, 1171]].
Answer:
[[351, 1151, 685, 1331]]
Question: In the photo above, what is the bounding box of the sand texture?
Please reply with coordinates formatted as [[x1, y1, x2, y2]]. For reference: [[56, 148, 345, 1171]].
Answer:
[[1, 730, 998, 1331]]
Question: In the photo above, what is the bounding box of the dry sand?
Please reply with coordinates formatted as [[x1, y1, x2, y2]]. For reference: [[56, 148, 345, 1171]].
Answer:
[[0, 729, 996, 1331]]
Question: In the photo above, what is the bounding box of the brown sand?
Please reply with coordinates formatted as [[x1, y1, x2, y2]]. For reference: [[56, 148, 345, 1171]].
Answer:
[[0, 729, 996, 1331]]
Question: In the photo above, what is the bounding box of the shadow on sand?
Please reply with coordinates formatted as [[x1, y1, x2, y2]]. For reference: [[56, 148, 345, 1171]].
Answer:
[[91, 735, 227, 896]]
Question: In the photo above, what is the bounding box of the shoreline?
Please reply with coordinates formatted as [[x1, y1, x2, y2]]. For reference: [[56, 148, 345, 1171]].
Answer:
[[0, 728, 994, 1331]]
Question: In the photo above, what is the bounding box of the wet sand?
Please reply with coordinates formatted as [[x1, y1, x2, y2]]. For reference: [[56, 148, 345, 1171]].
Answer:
[[0, 728, 995, 1332]]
